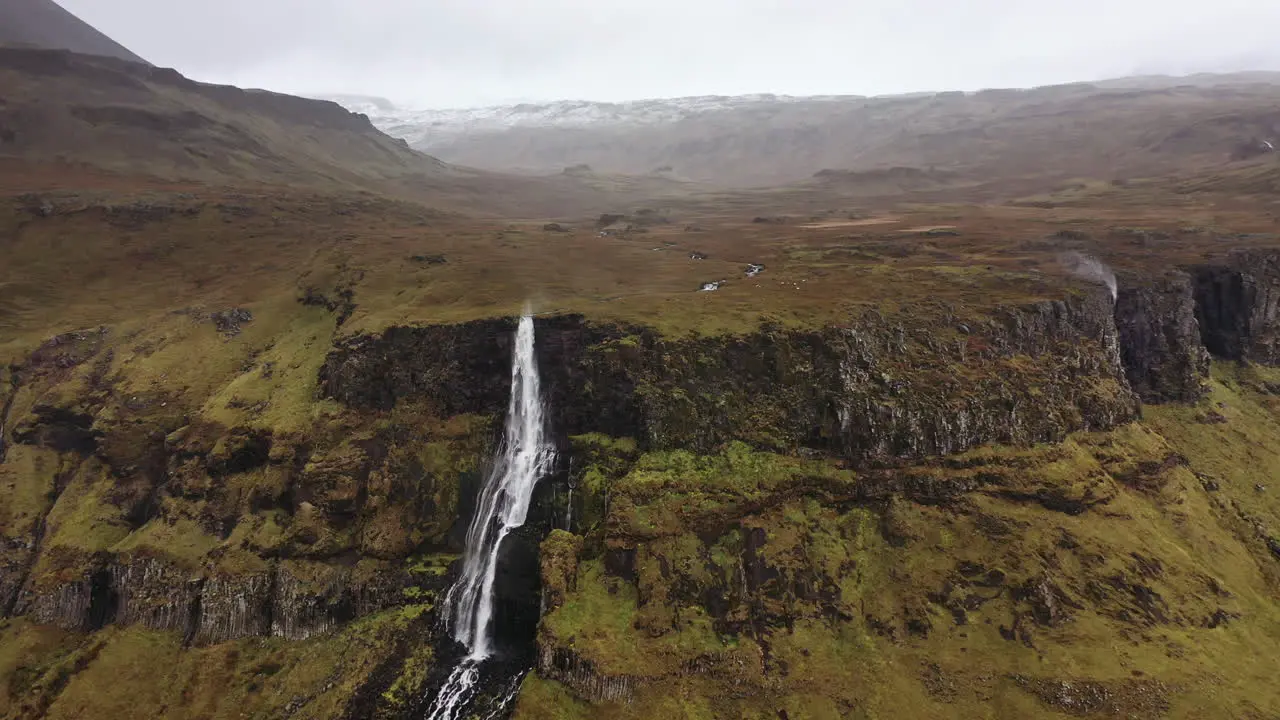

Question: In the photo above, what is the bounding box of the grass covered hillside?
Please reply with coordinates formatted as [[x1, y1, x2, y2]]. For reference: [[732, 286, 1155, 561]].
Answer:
[[2, 45, 1280, 720]]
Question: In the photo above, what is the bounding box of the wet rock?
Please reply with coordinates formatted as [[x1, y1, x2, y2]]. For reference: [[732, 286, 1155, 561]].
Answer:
[[409, 254, 447, 265], [1114, 271, 1209, 402], [542, 223, 569, 233]]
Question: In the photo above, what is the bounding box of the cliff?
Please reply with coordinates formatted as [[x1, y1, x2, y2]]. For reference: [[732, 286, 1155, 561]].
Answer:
[[3, 218, 1280, 717], [322, 291, 1137, 463]]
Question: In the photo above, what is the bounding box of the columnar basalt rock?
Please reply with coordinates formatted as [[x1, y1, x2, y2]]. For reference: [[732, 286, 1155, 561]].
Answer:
[[193, 571, 273, 644], [1192, 250, 1280, 364], [109, 556, 200, 632], [322, 291, 1139, 464], [536, 646, 637, 704], [11, 556, 414, 644], [1114, 271, 1210, 402]]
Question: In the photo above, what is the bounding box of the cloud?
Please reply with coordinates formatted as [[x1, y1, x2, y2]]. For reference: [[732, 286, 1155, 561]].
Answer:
[[60, 0, 1280, 107]]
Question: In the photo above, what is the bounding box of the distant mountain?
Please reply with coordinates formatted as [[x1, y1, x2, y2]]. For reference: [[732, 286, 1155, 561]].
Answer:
[[0, 47, 451, 189], [326, 93, 861, 149], [0, 47, 680, 217], [335, 73, 1280, 189], [0, 0, 148, 64]]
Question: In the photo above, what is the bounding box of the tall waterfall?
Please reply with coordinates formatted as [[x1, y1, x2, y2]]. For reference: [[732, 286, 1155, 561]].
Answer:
[[426, 314, 555, 720]]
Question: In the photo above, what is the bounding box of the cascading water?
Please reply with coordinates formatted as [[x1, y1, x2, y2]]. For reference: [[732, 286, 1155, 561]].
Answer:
[[426, 314, 556, 720]]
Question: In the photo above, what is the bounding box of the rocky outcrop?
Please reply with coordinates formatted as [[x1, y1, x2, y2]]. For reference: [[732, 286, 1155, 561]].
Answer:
[[271, 560, 402, 641], [193, 571, 273, 644], [322, 291, 1138, 463], [539, 530, 583, 614], [110, 556, 199, 632], [13, 554, 410, 644], [536, 646, 636, 704], [24, 573, 95, 629], [1115, 271, 1210, 402], [321, 321, 517, 415], [1192, 250, 1280, 364]]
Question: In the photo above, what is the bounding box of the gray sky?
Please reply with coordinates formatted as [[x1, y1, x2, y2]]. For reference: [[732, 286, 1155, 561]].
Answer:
[[61, 0, 1280, 108]]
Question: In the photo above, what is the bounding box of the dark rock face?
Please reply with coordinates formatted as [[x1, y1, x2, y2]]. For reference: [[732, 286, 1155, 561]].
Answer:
[[110, 557, 198, 632], [193, 571, 273, 643], [13, 554, 410, 645], [11, 406, 99, 455], [537, 646, 636, 704], [1192, 251, 1280, 364], [322, 293, 1138, 464], [1115, 271, 1210, 402], [321, 320, 517, 414]]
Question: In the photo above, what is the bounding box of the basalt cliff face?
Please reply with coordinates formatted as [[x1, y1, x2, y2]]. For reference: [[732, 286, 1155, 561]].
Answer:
[[4, 251, 1280, 718], [322, 291, 1136, 462]]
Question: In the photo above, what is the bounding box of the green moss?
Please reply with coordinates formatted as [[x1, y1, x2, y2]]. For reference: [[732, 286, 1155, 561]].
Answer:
[[531, 392, 1280, 717], [0, 445, 62, 541], [39, 462, 131, 555], [377, 642, 433, 715], [1145, 363, 1280, 533], [0, 605, 429, 720], [541, 530, 585, 612], [622, 442, 853, 500], [406, 552, 459, 577], [111, 518, 220, 568], [512, 674, 594, 720]]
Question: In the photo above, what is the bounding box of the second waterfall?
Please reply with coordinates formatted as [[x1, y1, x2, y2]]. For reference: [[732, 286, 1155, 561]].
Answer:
[[426, 313, 556, 720]]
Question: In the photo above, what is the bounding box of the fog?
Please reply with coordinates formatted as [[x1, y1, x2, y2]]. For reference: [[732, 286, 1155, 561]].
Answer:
[[61, 0, 1280, 108]]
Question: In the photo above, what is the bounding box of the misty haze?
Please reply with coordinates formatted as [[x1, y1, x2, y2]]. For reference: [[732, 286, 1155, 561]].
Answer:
[[1, 1, 1279, 719]]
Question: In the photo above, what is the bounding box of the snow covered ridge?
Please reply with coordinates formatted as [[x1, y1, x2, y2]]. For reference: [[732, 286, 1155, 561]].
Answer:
[[318, 93, 863, 148]]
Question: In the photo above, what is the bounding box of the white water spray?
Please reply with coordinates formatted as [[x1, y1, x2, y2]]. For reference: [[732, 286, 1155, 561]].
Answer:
[[1063, 251, 1117, 302], [426, 313, 556, 720]]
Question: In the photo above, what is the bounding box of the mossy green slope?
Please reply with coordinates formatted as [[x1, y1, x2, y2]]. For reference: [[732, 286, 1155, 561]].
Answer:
[[520, 369, 1280, 718]]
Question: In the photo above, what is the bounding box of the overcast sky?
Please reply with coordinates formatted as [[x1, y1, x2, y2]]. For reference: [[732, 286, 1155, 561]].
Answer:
[[61, 0, 1280, 109]]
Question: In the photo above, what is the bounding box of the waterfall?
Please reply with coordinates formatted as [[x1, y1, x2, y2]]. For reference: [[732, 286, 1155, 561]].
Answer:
[[426, 314, 555, 720]]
